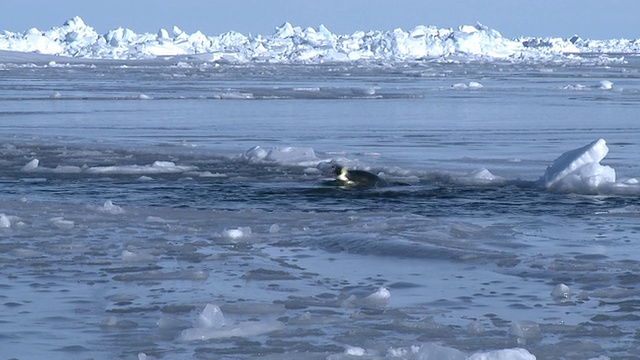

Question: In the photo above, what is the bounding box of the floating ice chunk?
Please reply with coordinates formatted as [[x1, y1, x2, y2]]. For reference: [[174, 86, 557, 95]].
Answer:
[[93, 200, 125, 214], [243, 145, 268, 162], [387, 346, 421, 357], [21, 159, 39, 171], [199, 171, 227, 178], [537, 138, 615, 191], [268, 224, 280, 233], [196, 304, 226, 328], [466, 320, 486, 335], [465, 168, 503, 184], [452, 81, 483, 89], [351, 87, 376, 96], [100, 315, 137, 329], [221, 226, 252, 240], [345, 346, 366, 356], [0, 214, 11, 228], [218, 92, 253, 99], [551, 283, 572, 300], [363, 287, 391, 306], [599, 80, 613, 90], [50, 91, 62, 99], [415, 343, 466, 360], [509, 320, 542, 345], [468, 348, 536, 360], [49, 217, 75, 229], [121, 249, 156, 262], [264, 146, 319, 166], [137, 93, 153, 100], [53, 165, 82, 173], [86, 161, 197, 174], [157, 314, 191, 329], [342, 287, 391, 308], [179, 320, 282, 341]]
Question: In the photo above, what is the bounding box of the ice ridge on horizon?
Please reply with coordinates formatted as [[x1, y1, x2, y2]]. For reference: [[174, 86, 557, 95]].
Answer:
[[0, 16, 637, 63]]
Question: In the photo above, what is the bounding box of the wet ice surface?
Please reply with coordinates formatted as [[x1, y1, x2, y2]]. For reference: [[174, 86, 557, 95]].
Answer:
[[2, 58, 640, 359]]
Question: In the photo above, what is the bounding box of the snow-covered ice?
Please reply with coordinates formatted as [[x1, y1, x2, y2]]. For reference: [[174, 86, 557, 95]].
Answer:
[[537, 138, 617, 192], [0, 17, 636, 63]]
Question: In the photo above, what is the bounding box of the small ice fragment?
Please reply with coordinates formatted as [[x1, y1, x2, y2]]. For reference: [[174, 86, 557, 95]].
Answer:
[[345, 346, 366, 356], [243, 145, 268, 162], [468, 348, 536, 360], [222, 226, 252, 239], [50, 217, 74, 229], [363, 287, 391, 306], [137, 93, 153, 100], [101, 316, 118, 327], [599, 80, 613, 90], [157, 314, 190, 329], [466, 320, 485, 335], [416, 343, 466, 360], [138, 353, 147, 360], [268, 224, 280, 233], [509, 320, 542, 345], [551, 283, 572, 300], [0, 214, 11, 228], [468, 81, 483, 89], [351, 87, 376, 95], [50, 91, 62, 99], [196, 303, 226, 328], [100, 200, 125, 214], [22, 159, 39, 171], [121, 250, 136, 261]]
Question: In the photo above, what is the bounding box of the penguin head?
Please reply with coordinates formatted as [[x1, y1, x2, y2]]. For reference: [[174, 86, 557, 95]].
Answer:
[[331, 164, 347, 177]]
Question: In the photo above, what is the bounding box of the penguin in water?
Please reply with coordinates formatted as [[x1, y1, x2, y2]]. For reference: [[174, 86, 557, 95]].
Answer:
[[331, 164, 386, 187]]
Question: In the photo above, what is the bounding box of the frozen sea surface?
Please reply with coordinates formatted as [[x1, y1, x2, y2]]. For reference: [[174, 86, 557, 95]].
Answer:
[[2, 55, 640, 359]]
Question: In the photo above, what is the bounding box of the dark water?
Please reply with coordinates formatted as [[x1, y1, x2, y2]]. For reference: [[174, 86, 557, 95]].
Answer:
[[2, 58, 640, 359]]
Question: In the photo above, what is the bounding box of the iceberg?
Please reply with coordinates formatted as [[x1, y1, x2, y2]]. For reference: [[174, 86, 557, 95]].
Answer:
[[0, 17, 635, 63]]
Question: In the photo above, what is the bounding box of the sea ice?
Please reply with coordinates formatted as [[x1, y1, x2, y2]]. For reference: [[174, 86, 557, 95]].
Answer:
[[599, 80, 613, 90], [49, 217, 75, 229], [363, 287, 391, 306], [221, 226, 252, 240], [85, 161, 197, 174], [264, 146, 319, 166], [0, 213, 11, 228], [195, 304, 226, 328], [551, 283, 572, 300], [243, 145, 269, 162], [415, 343, 466, 360], [179, 319, 283, 341], [468, 348, 536, 360], [537, 138, 615, 192], [21, 159, 39, 171], [342, 287, 391, 308], [1, 17, 637, 63], [91, 200, 125, 215], [509, 320, 542, 345]]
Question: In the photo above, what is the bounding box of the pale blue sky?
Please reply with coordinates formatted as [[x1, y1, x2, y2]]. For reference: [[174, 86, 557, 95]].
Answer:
[[1, 0, 638, 39]]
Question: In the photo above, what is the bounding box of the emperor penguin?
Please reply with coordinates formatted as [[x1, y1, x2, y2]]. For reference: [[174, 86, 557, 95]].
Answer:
[[331, 164, 386, 187]]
